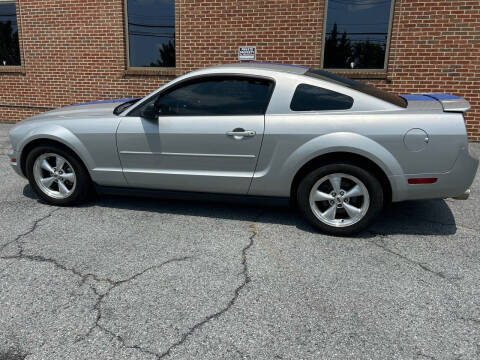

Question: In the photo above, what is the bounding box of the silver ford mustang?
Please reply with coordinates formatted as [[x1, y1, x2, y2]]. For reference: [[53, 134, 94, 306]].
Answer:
[[8, 63, 478, 235]]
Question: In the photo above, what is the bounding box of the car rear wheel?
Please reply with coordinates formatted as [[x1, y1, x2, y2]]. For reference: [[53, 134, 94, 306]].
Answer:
[[296, 162, 383, 236], [26, 145, 92, 205]]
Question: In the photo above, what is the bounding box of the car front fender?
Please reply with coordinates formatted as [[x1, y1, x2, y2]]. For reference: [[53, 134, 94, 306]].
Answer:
[[16, 123, 96, 174]]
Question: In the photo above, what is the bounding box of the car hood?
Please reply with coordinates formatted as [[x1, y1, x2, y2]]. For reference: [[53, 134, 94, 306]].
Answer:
[[24, 98, 139, 122]]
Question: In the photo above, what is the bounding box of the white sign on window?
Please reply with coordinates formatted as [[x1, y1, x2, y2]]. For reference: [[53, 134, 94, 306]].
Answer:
[[238, 46, 256, 61]]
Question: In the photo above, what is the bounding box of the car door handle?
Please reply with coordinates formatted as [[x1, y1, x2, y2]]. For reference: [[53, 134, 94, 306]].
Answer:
[[226, 129, 256, 137]]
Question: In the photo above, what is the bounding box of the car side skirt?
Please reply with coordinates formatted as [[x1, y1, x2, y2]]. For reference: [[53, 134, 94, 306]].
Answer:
[[94, 185, 291, 208]]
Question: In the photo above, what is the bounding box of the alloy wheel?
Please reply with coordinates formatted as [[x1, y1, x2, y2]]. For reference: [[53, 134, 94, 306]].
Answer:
[[33, 153, 77, 199], [309, 173, 370, 228]]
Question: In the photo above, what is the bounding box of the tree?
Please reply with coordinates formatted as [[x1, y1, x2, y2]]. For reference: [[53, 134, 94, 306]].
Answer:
[[352, 41, 385, 69], [150, 40, 175, 67], [337, 31, 352, 68], [324, 23, 339, 68], [324, 22, 386, 69], [324, 24, 353, 69]]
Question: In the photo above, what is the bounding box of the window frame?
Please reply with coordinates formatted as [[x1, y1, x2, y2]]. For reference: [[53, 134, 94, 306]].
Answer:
[[127, 74, 276, 117], [0, 0, 23, 69], [123, 0, 177, 71], [320, 0, 396, 73]]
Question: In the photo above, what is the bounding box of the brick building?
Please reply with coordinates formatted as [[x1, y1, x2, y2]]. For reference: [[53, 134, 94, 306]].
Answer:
[[0, 0, 478, 140]]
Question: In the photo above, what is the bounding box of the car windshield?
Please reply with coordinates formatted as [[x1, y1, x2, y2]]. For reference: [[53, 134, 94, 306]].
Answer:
[[113, 98, 142, 115], [306, 69, 407, 108]]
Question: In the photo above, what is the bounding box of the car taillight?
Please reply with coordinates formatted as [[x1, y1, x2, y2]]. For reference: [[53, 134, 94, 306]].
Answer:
[[408, 178, 438, 184]]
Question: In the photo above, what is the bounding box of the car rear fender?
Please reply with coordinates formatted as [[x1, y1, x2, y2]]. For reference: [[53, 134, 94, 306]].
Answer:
[[284, 132, 406, 199]]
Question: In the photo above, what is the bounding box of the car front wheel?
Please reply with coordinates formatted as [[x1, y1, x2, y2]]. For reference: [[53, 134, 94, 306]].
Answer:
[[26, 145, 92, 205], [296, 162, 384, 236]]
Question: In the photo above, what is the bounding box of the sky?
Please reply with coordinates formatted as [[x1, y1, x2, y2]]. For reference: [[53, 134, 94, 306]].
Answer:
[[0, 2, 18, 32]]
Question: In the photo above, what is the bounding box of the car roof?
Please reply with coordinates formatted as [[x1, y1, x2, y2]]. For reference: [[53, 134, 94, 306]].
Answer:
[[205, 62, 310, 75]]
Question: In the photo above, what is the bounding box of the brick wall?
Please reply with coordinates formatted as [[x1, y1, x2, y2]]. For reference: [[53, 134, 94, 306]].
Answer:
[[384, 0, 479, 141], [0, 0, 478, 140]]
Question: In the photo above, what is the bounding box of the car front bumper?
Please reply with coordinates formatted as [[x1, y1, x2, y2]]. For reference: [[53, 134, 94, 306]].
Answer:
[[8, 149, 24, 177]]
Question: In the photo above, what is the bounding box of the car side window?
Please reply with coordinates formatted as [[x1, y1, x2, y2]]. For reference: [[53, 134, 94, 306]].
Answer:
[[131, 76, 274, 117], [290, 84, 354, 111]]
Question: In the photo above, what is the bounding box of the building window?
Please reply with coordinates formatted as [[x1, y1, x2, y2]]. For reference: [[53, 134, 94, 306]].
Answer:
[[125, 0, 175, 68], [0, 1, 20, 66], [322, 0, 394, 70]]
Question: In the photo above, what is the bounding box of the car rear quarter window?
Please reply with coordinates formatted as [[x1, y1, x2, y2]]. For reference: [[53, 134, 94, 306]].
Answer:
[[306, 69, 407, 108], [290, 84, 354, 111]]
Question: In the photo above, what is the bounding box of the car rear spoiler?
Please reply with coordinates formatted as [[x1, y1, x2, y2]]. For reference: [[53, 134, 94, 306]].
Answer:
[[400, 93, 471, 113]]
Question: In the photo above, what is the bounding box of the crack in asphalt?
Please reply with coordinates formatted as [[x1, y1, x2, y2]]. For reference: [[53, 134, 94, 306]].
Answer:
[[78, 215, 262, 359], [0, 204, 193, 360], [367, 231, 480, 332], [96, 323, 162, 359], [365, 231, 462, 282], [156, 220, 260, 359], [82, 256, 192, 342], [0, 207, 117, 287], [0, 214, 194, 359], [0, 195, 263, 359], [1, 251, 117, 284], [447, 309, 480, 326], [0, 214, 197, 359], [0, 207, 61, 254]]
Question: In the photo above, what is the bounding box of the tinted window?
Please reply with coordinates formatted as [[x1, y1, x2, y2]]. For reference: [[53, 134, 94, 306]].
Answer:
[[291, 84, 353, 111], [306, 69, 407, 108], [0, 2, 20, 66], [126, 0, 175, 67], [323, 0, 393, 70], [132, 77, 274, 117]]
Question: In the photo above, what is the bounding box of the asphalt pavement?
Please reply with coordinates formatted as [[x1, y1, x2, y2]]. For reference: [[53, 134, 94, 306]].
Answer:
[[0, 123, 479, 360]]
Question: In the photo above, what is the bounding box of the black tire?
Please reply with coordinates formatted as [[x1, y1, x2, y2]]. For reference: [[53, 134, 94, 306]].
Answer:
[[25, 144, 92, 205], [296, 161, 384, 236]]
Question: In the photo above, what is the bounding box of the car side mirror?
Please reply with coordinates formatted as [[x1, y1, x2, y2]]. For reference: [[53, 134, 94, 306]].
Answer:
[[155, 101, 173, 116], [139, 103, 158, 121]]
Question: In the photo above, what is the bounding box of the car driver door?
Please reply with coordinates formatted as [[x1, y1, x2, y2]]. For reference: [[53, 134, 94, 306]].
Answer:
[[116, 75, 274, 194]]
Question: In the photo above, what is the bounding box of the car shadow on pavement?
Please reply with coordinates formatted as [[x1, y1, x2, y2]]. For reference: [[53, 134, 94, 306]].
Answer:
[[23, 185, 457, 237]]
